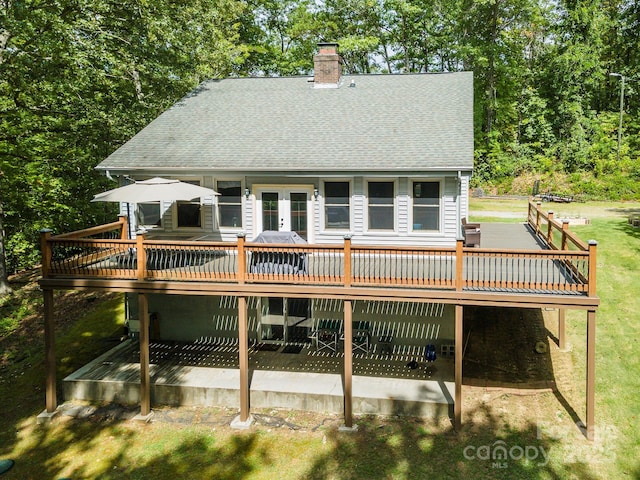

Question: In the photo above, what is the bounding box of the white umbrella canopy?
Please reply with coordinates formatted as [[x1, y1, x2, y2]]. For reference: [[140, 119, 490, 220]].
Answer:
[[92, 177, 219, 203]]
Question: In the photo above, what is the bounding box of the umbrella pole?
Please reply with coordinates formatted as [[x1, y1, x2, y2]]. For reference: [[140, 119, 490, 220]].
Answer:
[[126, 203, 132, 239]]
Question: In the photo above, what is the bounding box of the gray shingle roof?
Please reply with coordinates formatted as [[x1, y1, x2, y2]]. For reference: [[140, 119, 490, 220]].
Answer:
[[97, 72, 474, 173]]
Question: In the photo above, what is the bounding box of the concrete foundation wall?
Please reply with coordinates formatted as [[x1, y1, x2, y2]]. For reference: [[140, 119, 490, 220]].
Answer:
[[63, 341, 454, 420]]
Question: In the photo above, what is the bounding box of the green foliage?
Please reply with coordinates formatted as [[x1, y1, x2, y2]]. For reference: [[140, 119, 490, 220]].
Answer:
[[0, 0, 249, 274], [1, 0, 639, 276]]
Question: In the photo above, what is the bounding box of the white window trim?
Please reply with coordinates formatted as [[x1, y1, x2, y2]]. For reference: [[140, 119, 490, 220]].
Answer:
[[409, 178, 443, 234], [365, 178, 398, 233], [253, 184, 315, 242], [135, 202, 163, 231], [171, 176, 206, 231], [215, 178, 244, 231], [320, 179, 353, 234]]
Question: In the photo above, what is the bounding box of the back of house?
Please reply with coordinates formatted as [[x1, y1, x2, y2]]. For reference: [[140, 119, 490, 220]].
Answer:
[[95, 42, 473, 366], [97, 43, 474, 248]]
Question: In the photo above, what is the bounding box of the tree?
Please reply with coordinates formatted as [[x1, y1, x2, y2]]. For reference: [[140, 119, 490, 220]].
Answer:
[[0, 203, 11, 295], [0, 0, 250, 285]]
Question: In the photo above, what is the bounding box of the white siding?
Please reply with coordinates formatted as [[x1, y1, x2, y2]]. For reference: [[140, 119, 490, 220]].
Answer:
[[352, 177, 365, 235], [124, 173, 469, 247], [243, 194, 255, 241], [443, 177, 459, 240], [460, 174, 470, 221], [397, 177, 409, 234]]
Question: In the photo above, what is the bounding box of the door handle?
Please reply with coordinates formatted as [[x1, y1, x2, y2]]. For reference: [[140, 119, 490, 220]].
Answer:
[[280, 218, 284, 228]]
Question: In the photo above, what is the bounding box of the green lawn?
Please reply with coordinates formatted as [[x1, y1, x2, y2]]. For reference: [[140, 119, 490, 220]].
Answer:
[[0, 199, 639, 479]]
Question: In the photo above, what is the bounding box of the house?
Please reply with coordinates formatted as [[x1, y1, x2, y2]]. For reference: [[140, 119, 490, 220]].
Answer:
[[38, 44, 599, 439], [97, 42, 472, 349], [100, 43, 473, 247]]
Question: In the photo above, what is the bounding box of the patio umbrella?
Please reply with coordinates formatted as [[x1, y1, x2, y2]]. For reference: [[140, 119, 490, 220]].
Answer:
[[92, 177, 219, 239], [91, 177, 219, 203]]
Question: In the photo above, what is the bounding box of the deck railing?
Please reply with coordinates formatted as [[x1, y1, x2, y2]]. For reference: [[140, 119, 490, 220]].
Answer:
[[528, 201, 588, 251], [41, 205, 597, 296], [527, 200, 596, 296]]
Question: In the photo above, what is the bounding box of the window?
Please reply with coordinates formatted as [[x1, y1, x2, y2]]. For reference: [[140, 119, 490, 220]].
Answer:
[[176, 180, 203, 228], [290, 192, 308, 239], [136, 203, 161, 228], [324, 181, 350, 229], [262, 192, 279, 231], [368, 181, 395, 230], [217, 180, 242, 227], [412, 181, 440, 231]]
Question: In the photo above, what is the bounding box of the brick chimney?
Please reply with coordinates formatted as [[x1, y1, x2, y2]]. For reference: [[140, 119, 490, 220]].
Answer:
[[313, 43, 342, 87]]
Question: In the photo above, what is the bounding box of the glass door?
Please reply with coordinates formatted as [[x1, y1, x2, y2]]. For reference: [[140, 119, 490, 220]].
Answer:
[[257, 187, 311, 240], [261, 192, 280, 231], [258, 297, 311, 344], [289, 192, 308, 240]]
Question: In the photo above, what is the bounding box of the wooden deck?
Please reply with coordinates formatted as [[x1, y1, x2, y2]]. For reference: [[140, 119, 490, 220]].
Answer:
[[40, 202, 599, 440], [40, 202, 598, 304]]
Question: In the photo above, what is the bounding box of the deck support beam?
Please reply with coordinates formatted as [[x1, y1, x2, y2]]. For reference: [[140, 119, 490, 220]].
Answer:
[[343, 300, 353, 429], [454, 304, 463, 430], [44, 288, 57, 413], [139, 292, 151, 416], [586, 309, 596, 441], [238, 296, 250, 422]]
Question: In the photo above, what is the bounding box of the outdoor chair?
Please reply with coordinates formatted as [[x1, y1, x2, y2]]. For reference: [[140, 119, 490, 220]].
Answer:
[[313, 319, 342, 353], [461, 217, 481, 247], [377, 334, 393, 355], [351, 321, 371, 355]]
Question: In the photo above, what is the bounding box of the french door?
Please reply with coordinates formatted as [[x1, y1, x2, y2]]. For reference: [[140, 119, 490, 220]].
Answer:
[[254, 186, 313, 344], [256, 187, 312, 241]]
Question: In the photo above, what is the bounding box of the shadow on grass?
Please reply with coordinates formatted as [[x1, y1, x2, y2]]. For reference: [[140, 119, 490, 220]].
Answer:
[[0, 290, 125, 469], [0, 400, 602, 480], [3, 417, 266, 479], [614, 218, 640, 246], [304, 402, 601, 480], [462, 307, 554, 389], [0, 284, 604, 479]]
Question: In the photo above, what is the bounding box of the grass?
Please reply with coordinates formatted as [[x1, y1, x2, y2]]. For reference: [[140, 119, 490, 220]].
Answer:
[[565, 216, 640, 477], [470, 198, 640, 477], [0, 199, 639, 479]]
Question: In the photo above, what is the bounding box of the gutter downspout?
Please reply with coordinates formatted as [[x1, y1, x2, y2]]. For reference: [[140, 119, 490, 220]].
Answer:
[[456, 171, 462, 240]]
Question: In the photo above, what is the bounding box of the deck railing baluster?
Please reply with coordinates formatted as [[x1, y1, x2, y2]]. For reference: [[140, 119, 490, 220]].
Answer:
[[41, 208, 595, 297]]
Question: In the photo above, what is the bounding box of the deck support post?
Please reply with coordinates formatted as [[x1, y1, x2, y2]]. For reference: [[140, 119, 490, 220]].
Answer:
[[343, 235, 352, 287], [118, 215, 129, 240], [136, 232, 147, 281], [586, 309, 596, 441], [238, 296, 250, 422], [343, 300, 353, 429], [561, 221, 570, 250], [546, 211, 554, 244], [588, 241, 598, 298], [237, 234, 246, 285], [43, 288, 57, 413], [139, 292, 151, 416], [455, 239, 464, 292], [558, 309, 566, 350], [454, 304, 463, 430]]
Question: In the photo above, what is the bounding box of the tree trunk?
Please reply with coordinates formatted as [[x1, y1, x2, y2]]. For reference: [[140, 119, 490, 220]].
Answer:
[[0, 19, 13, 296], [0, 28, 9, 65], [0, 204, 13, 296]]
